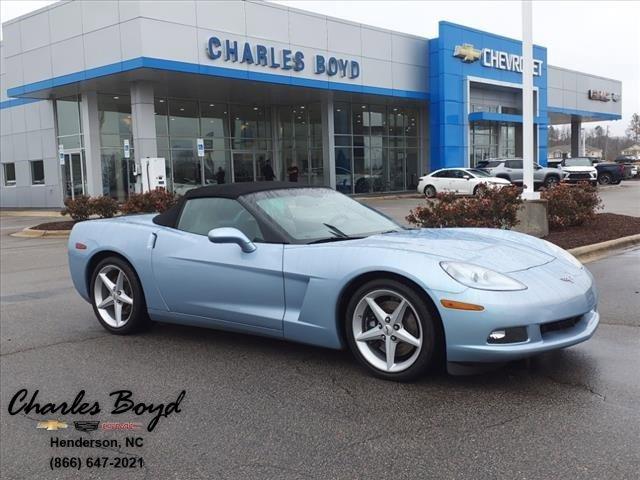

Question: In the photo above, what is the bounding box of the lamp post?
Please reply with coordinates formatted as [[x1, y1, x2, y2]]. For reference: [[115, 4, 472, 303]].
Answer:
[[521, 0, 539, 200]]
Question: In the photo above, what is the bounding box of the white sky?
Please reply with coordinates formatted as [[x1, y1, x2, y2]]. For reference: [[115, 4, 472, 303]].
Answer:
[[2, 0, 638, 135]]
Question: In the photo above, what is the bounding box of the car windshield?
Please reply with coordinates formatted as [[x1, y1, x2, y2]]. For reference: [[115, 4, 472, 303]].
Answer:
[[565, 158, 593, 167], [245, 188, 402, 243], [467, 169, 491, 177], [483, 161, 503, 168]]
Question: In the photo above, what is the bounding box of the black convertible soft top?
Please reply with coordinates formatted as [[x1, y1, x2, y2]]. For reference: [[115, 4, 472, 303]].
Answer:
[[184, 181, 308, 199], [153, 182, 314, 227]]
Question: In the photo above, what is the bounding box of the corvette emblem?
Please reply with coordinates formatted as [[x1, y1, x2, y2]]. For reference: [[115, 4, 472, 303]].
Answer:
[[453, 43, 481, 63], [37, 420, 68, 431], [74, 420, 100, 432]]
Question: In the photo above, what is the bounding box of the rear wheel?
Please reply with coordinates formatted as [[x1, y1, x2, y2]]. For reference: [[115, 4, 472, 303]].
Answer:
[[345, 279, 437, 381], [90, 256, 149, 335], [598, 173, 613, 185], [423, 185, 437, 198]]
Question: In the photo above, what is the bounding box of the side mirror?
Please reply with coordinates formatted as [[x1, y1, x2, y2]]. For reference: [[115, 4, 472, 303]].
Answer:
[[207, 227, 256, 253], [463, 175, 471, 180]]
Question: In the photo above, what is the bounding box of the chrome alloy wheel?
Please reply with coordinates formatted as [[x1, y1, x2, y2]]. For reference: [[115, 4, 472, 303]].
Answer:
[[93, 265, 134, 328], [352, 289, 423, 373]]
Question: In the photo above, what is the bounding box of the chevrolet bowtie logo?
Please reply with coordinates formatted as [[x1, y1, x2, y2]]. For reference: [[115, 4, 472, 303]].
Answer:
[[37, 420, 68, 431], [453, 43, 481, 63]]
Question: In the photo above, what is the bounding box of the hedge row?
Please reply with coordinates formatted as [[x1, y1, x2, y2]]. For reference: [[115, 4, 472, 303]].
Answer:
[[61, 189, 179, 221], [406, 182, 602, 231]]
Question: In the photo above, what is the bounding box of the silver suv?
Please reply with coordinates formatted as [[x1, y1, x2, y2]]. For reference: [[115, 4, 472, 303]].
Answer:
[[478, 158, 563, 189]]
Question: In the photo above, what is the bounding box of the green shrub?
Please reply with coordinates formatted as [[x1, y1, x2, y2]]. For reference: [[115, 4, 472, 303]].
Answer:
[[541, 182, 602, 229], [89, 196, 119, 218], [120, 189, 179, 214], [406, 185, 523, 229], [61, 195, 92, 221]]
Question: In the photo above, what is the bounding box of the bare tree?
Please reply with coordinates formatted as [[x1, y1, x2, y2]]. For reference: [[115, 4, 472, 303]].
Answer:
[[626, 113, 640, 143]]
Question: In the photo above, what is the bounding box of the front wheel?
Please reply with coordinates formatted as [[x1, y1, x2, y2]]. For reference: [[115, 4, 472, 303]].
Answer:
[[423, 185, 437, 198], [345, 279, 437, 381], [90, 256, 149, 335], [598, 173, 613, 185]]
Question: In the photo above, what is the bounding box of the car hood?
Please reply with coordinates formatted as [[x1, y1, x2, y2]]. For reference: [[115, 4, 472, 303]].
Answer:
[[355, 228, 555, 273], [484, 177, 511, 184], [562, 166, 597, 173]]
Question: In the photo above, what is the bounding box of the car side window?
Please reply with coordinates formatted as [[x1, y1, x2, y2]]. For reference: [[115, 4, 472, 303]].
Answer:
[[505, 160, 523, 169], [450, 170, 466, 178], [177, 198, 264, 242], [433, 170, 452, 178]]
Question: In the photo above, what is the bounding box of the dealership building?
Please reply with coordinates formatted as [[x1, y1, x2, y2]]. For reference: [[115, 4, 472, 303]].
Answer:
[[0, 0, 622, 207]]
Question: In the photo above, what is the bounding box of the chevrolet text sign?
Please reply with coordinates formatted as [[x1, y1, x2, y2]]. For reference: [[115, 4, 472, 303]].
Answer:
[[454, 44, 543, 76], [481, 48, 543, 76]]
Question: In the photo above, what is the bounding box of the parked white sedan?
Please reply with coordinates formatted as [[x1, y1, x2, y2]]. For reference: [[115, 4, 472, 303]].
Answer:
[[417, 168, 511, 198]]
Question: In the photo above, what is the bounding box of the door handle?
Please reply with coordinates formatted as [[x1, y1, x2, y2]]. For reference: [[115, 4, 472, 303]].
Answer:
[[147, 233, 157, 249]]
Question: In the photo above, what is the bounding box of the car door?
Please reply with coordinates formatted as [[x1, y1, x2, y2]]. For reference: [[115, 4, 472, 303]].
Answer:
[[447, 169, 469, 194], [151, 197, 285, 331], [430, 170, 450, 192], [505, 160, 523, 182]]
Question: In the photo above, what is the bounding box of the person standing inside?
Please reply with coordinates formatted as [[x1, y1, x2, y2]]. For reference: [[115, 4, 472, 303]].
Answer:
[[287, 162, 299, 182], [262, 160, 275, 181], [215, 166, 226, 184]]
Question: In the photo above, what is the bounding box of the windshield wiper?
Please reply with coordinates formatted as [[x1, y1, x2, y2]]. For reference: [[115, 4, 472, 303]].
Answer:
[[323, 223, 349, 238], [308, 236, 364, 244]]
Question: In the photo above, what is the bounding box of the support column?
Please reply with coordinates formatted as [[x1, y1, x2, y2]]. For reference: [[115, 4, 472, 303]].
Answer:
[[420, 105, 429, 173], [79, 91, 103, 196], [130, 82, 158, 190], [571, 116, 581, 158], [321, 93, 335, 188]]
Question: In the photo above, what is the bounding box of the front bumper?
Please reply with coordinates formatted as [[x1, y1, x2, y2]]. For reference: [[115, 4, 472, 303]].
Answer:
[[562, 172, 597, 184], [437, 260, 599, 363]]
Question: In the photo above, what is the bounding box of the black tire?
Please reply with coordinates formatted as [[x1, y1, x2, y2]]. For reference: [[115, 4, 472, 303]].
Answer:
[[89, 256, 149, 335], [423, 185, 437, 198], [344, 278, 438, 382], [473, 185, 481, 196], [598, 173, 613, 185], [543, 175, 560, 188]]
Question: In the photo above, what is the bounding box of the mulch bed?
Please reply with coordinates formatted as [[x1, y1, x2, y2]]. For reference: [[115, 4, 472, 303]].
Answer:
[[31, 220, 77, 231], [544, 213, 640, 249]]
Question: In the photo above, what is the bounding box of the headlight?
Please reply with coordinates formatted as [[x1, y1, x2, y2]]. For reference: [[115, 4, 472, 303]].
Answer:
[[542, 240, 583, 269], [440, 261, 527, 291]]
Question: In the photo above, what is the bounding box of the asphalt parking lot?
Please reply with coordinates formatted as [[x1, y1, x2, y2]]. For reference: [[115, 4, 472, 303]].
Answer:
[[1, 197, 639, 479]]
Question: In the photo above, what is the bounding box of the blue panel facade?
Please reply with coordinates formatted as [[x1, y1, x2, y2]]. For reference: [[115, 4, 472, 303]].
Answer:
[[429, 21, 549, 169]]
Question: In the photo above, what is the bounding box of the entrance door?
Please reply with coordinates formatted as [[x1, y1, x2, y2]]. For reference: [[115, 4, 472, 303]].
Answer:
[[63, 152, 86, 199], [232, 152, 255, 183]]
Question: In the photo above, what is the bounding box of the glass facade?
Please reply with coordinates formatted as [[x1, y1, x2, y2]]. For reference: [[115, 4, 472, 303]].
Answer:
[[54, 95, 87, 199], [278, 104, 323, 185], [98, 94, 134, 200], [469, 121, 517, 166], [47, 94, 424, 199], [155, 98, 277, 195], [334, 103, 419, 194]]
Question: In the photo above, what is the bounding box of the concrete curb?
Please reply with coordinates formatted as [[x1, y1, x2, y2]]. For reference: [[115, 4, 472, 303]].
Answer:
[[568, 234, 640, 264], [1, 210, 63, 218], [10, 228, 70, 239]]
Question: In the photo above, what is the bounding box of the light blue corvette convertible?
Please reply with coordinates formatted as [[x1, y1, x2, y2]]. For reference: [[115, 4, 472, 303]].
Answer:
[[68, 183, 598, 380]]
